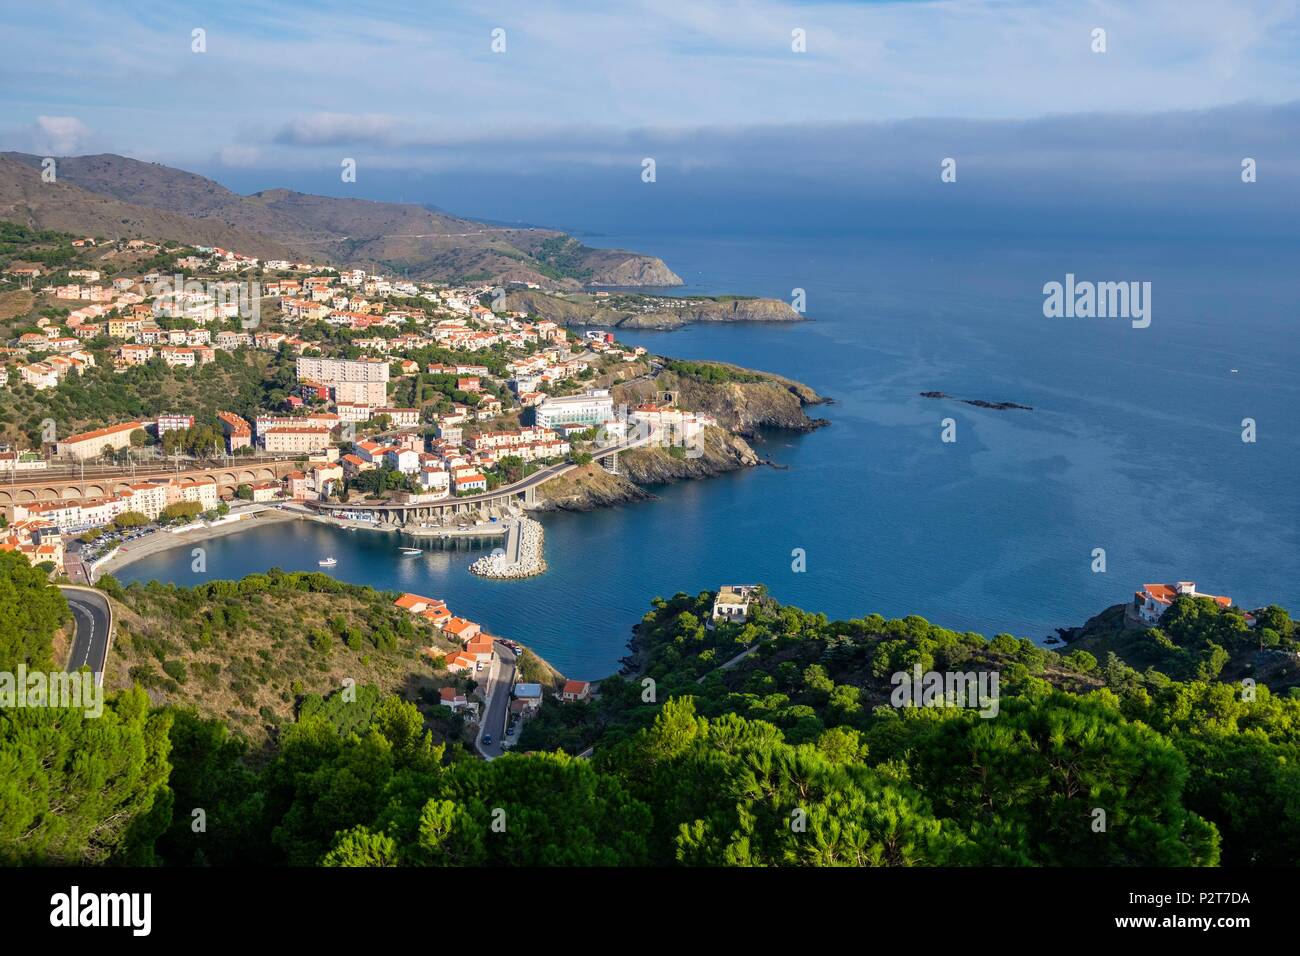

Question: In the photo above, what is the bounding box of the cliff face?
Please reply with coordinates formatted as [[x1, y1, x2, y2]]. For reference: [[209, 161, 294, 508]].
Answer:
[[620, 427, 760, 483], [534, 428, 760, 512]]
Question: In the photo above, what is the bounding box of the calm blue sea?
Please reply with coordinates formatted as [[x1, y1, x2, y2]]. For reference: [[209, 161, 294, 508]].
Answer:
[[118, 233, 1300, 679]]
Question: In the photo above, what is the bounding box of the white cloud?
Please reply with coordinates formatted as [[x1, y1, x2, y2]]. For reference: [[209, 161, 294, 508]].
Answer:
[[33, 116, 91, 155]]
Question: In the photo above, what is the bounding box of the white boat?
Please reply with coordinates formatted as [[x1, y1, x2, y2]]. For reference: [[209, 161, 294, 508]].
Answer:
[[400, 548, 422, 556], [318, 557, 337, 567]]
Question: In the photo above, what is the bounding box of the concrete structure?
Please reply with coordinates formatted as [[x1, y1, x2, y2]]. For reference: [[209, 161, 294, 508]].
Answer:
[[295, 355, 389, 406]]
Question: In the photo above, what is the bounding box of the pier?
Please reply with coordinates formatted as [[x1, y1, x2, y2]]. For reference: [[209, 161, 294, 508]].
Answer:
[[469, 517, 547, 579]]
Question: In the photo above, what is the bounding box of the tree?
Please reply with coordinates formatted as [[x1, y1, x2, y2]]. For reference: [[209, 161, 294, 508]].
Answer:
[[0, 550, 68, 670], [235, 483, 253, 501], [113, 511, 149, 530], [160, 501, 203, 524], [0, 687, 173, 864]]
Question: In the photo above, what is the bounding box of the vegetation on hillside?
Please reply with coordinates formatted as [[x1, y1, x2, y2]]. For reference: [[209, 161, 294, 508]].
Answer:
[[4, 551, 1297, 867], [99, 570, 467, 742]]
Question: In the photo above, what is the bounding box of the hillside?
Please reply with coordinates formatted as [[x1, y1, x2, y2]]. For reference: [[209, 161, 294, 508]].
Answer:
[[0, 152, 681, 289], [0, 156, 301, 260], [7, 549, 1300, 868], [614, 359, 829, 435], [97, 571, 472, 746], [504, 289, 801, 328], [1060, 598, 1300, 691], [0, 346, 284, 448]]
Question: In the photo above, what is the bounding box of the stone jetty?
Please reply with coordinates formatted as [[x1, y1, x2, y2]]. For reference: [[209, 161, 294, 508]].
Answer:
[[469, 517, 547, 579]]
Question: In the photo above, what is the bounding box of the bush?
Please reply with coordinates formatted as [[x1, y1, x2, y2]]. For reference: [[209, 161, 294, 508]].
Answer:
[[162, 659, 188, 684]]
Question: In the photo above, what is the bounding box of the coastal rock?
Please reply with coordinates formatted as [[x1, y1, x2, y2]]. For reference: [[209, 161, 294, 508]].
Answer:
[[531, 465, 654, 512], [585, 254, 683, 287], [620, 427, 759, 484], [618, 297, 802, 329], [536, 362, 826, 513], [920, 391, 1033, 411], [616, 368, 828, 437]]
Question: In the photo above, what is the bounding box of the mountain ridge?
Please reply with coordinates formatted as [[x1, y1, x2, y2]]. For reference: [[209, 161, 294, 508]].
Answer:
[[0, 151, 682, 289]]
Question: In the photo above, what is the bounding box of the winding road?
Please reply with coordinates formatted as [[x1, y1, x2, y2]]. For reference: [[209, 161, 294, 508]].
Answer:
[[59, 586, 112, 686]]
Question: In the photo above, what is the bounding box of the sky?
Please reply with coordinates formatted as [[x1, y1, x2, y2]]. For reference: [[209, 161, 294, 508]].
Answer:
[[1, 0, 1299, 235]]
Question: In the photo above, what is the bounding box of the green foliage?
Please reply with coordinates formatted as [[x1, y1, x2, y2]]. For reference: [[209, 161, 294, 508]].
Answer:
[[0, 550, 69, 670], [113, 511, 150, 530], [664, 359, 766, 384], [9, 567, 1296, 868], [160, 501, 203, 523], [348, 466, 416, 497], [0, 687, 173, 864]]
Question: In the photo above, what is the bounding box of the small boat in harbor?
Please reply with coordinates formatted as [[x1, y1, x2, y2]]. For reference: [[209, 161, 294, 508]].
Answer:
[[318, 557, 337, 567], [400, 548, 422, 556]]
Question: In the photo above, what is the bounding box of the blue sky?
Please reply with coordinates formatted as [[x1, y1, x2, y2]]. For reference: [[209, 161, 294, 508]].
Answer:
[[2, 0, 1298, 235]]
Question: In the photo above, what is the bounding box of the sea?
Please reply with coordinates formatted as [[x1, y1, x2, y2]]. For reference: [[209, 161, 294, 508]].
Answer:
[[117, 232, 1300, 679]]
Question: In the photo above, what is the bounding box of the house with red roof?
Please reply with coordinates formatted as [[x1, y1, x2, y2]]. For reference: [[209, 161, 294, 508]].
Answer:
[[443, 617, 481, 644], [393, 592, 444, 615], [438, 686, 468, 711], [559, 680, 592, 702], [1134, 581, 1234, 626]]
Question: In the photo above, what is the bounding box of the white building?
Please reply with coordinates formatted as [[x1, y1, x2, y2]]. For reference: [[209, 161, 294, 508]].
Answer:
[[535, 390, 615, 429], [712, 585, 758, 623]]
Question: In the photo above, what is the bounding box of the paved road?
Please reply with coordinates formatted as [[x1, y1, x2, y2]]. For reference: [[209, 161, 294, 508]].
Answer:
[[60, 586, 112, 684], [476, 643, 517, 759]]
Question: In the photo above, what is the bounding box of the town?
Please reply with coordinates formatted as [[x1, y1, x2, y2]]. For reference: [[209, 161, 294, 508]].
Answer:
[[0, 231, 719, 578]]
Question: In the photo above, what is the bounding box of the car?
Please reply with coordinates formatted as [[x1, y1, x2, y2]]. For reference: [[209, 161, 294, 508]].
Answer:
[[482, 734, 493, 745]]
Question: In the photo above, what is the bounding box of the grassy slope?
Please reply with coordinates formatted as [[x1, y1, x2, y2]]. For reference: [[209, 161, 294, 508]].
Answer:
[[103, 575, 469, 744]]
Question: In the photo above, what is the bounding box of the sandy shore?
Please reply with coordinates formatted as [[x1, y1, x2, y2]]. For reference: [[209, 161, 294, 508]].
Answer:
[[91, 507, 302, 578]]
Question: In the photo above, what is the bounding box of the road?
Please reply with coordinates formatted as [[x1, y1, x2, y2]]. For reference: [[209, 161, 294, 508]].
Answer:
[[60, 586, 112, 685], [476, 643, 517, 759], [312, 434, 657, 515]]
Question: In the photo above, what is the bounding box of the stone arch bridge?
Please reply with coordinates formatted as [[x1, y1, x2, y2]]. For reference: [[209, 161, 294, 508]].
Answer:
[[0, 459, 302, 513]]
